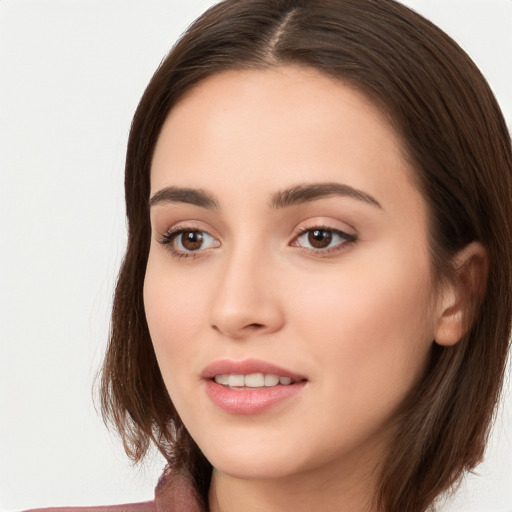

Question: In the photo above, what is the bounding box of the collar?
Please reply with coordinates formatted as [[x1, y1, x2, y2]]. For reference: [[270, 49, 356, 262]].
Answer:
[[155, 465, 205, 512]]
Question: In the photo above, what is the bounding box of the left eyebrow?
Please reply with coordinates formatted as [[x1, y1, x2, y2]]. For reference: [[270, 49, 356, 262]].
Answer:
[[270, 182, 383, 209]]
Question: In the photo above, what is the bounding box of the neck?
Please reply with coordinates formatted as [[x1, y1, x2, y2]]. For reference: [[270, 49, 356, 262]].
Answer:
[[208, 455, 381, 512]]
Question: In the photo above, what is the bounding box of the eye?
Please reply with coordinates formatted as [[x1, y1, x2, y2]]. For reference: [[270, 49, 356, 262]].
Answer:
[[294, 227, 356, 252], [159, 228, 220, 256]]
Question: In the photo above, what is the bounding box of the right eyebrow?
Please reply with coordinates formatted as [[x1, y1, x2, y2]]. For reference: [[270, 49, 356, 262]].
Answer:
[[149, 186, 219, 209]]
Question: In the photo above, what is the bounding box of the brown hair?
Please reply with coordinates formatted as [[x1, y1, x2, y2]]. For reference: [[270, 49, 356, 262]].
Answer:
[[100, 1, 512, 510]]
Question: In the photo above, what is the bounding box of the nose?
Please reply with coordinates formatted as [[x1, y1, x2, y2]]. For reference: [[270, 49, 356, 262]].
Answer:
[[208, 247, 285, 339]]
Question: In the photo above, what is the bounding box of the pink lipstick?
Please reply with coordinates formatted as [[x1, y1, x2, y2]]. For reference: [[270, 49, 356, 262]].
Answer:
[[202, 359, 307, 415]]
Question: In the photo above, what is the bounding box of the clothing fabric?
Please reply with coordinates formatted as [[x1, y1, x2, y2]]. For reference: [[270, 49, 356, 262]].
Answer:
[[26, 466, 205, 512]]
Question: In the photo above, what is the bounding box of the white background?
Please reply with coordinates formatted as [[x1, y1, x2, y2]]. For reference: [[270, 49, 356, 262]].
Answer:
[[1, 1, 511, 511]]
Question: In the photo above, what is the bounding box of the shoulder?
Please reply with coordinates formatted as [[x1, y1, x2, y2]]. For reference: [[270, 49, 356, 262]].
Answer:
[[25, 503, 155, 512], [25, 466, 205, 512]]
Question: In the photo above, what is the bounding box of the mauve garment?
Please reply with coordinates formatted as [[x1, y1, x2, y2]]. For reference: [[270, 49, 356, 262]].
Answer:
[[26, 466, 205, 512]]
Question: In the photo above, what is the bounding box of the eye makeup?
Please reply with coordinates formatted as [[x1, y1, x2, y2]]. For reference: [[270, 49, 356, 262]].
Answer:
[[156, 221, 358, 260]]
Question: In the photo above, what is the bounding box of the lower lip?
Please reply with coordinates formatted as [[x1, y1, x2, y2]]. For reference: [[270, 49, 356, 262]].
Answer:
[[204, 379, 307, 415]]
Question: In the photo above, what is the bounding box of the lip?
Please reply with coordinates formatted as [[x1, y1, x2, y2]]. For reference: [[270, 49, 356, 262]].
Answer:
[[201, 358, 306, 381], [202, 358, 308, 415]]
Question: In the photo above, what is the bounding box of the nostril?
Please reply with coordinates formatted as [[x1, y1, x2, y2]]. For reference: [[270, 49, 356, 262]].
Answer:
[[247, 323, 264, 329]]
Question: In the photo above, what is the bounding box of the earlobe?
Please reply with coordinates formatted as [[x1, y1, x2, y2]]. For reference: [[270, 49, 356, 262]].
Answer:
[[434, 242, 488, 347]]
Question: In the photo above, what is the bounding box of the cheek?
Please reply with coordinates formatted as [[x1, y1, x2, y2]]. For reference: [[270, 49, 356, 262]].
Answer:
[[144, 246, 211, 329], [287, 248, 436, 396], [143, 255, 208, 382]]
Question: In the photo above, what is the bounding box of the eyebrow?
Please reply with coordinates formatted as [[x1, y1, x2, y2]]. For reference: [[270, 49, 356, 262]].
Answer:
[[149, 182, 382, 211], [149, 186, 219, 209], [270, 182, 382, 209]]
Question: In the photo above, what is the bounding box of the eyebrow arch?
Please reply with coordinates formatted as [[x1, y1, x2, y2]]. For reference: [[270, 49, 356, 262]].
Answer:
[[149, 186, 219, 209], [270, 182, 382, 209]]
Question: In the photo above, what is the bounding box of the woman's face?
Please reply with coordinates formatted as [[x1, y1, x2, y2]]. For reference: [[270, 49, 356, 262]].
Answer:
[[144, 66, 443, 483]]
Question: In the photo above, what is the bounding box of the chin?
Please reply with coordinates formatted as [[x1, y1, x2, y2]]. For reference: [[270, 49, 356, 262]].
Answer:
[[211, 457, 302, 481], [200, 437, 311, 480]]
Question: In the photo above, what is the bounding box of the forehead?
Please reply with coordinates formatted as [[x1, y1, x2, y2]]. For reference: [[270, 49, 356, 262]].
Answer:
[[150, 66, 421, 214]]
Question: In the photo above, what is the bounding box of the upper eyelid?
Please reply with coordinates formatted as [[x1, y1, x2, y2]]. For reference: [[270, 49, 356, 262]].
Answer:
[[159, 226, 218, 242], [292, 220, 357, 238], [155, 219, 357, 242], [294, 224, 350, 234], [158, 222, 219, 238], [293, 227, 356, 243]]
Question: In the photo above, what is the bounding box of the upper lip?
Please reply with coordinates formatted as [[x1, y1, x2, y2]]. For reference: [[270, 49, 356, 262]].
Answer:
[[201, 358, 307, 381]]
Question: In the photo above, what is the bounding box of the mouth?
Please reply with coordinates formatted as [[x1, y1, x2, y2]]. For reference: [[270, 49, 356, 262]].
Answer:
[[213, 373, 297, 388], [202, 359, 308, 414]]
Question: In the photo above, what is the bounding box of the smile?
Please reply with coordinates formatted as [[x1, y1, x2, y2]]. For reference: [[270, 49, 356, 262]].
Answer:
[[213, 373, 294, 388], [202, 359, 308, 414]]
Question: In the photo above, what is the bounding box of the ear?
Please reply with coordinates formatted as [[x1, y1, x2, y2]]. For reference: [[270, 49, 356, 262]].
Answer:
[[434, 242, 488, 347]]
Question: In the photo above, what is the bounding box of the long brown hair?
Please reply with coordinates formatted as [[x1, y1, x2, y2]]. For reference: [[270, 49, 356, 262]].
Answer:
[[100, 1, 512, 510]]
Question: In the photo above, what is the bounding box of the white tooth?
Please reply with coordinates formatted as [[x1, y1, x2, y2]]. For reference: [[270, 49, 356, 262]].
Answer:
[[264, 374, 280, 386], [228, 374, 245, 387], [214, 374, 230, 385], [245, 373, 265, 387], [279, 376, 292, 385]]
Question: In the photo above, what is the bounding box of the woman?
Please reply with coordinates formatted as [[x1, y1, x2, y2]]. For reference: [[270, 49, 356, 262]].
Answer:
[[32, 0, 512, 511]]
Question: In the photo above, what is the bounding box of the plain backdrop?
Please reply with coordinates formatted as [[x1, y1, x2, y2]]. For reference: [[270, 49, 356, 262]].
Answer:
[[1, 1, 511, 511]]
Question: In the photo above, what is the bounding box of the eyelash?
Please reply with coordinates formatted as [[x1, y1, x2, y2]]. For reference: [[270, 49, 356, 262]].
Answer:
[[158, 225, 218, 259], [291, 225, 357, 255], [157, 224, 357, 259]]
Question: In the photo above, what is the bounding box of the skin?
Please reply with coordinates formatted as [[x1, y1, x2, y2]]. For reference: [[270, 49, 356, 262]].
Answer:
[[144, 66, 464, 512]]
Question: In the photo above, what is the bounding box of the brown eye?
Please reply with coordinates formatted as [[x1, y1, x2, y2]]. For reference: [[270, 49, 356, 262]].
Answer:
[[308, 229, 333, 249], [295, 227, 355, 253], [159, 227, 220, 257], [180, 230, 204, 251], [160, 228, 220, 256]]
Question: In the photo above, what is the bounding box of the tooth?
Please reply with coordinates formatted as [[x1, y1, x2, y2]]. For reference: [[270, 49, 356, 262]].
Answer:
[[214, 374, 230, 385], [228, 374, 245, 387], [264, 374, 280, 386], [245, 373, 265, 387], [216, 373, 295, 388]]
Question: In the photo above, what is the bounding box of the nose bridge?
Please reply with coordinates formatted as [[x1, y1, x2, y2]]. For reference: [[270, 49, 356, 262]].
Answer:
[[209, 237, 283, 337]]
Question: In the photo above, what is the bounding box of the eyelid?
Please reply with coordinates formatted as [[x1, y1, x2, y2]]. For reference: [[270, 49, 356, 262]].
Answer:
[[290, 223, 357, 255], [155, 219, 356, 259], [157, 223, 221, 258]]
